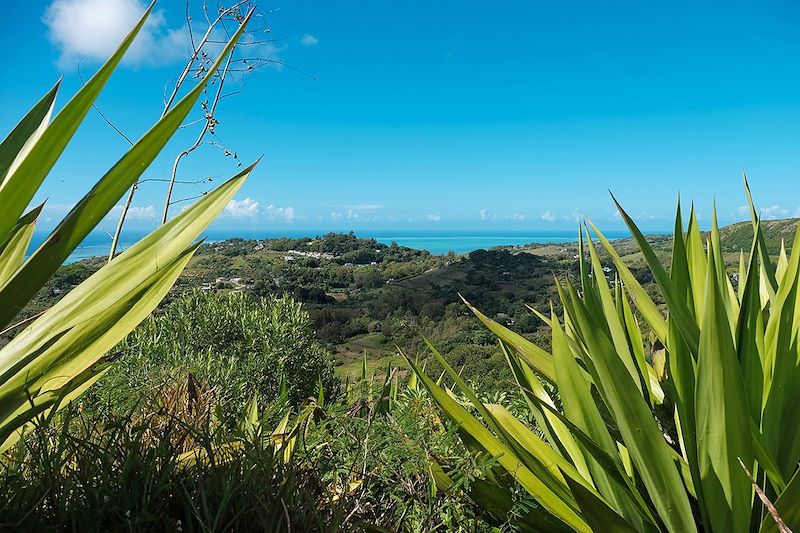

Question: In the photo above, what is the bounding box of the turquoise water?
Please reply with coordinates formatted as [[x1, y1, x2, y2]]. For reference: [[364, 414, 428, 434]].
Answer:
[[30, 229, 641, 264], [370, 233, 618, 254]]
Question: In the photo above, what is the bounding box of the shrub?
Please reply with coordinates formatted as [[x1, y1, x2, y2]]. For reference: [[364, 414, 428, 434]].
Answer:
[[409, 181, 800, 532], [96, 291, 340, 412]]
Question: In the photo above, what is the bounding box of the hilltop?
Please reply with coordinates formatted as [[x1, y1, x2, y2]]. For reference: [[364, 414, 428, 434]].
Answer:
[[718, 217, 799, 254]]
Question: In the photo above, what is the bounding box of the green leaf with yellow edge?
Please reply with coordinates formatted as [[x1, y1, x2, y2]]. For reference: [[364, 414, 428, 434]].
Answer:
[[743, 174, 777, 300], [401, 351, 592, 533], [776, 239, 788, 284], [0, 204, 43, 286], [685, 206, 707, 320], [551, 310, 648, 530], [0, 166, 252, 442], [751, 419, 787, 494], [736, 231, 766, 424], [608, 194, 699, 354], [762, 227, 800, 476], [486, 403, 596, 494], [0, 3, 154, 246], [470, 477, 574, 532], [0, 363, 110, 454], [562, 470, 640, 533], [0, 8, 255, 328], [619, 282, 664, 404], [665, 199, 705, 524], [0, 82, 58, 189], [562, 279, 697, 533], [502, 341, 593, 483], [583, 227, 647, 399], [526, 303, 551, 326], [710, 205, 739, 333], [695, 240, 754, 533], [586, 219, 668, 345], [461, 294, 556, 383], [525, 387, 661, 528], [423, 338, 580, 508], [0, 243, 197, 451]]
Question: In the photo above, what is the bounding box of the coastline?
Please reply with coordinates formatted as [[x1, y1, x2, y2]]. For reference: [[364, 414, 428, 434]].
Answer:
[[30, 229, 646, 264]]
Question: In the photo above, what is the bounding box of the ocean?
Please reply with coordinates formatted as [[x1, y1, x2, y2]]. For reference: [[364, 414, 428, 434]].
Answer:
[[29, 229, 641, 264]]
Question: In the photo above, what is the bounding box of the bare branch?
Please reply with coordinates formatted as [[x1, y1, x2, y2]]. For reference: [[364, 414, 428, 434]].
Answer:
[[161, 42, 236, 224], [738, 458, 792, 533], [110, 0, 254, 261], [169, 193, 208, 206], [77, 60, 135, 146]]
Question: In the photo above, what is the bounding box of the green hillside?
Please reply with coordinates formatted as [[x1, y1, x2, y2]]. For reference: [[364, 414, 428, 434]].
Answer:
[[718, 217, 799, 254]]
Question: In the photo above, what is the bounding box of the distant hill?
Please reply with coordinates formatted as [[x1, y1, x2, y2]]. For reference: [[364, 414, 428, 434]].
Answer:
[[515, 217, 800, 267], [718, 218, 799, 254]]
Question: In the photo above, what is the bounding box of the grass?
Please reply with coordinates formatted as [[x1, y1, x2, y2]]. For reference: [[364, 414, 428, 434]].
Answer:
[[0, 382, 349, 532]]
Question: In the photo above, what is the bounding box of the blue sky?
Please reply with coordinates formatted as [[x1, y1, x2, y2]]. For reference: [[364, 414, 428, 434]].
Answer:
[[3, 0, 800, 233]]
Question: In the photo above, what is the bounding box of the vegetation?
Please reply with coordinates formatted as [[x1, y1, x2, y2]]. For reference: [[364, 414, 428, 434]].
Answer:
[[0, 291, 494, 531], [3, 3, 799, 532], [0, 6, 255, 453], [8, 199, 800, 530], [410, 183, 800, 532], [0, 386, 346, 532], [95, 291, 340, 413]]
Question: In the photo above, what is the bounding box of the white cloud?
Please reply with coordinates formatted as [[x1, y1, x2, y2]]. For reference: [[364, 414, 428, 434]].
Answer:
[[566, 209, 582, 223], [347, 209, 358, 220], [332, 203, 383, 211], [44, 0, 187, 68], [300, 33, 319, 46], [105, 203, 157, 221], [41, 202, 75, 223], [224, 198, 260, 220], [737, 204, 795, 221], [760, 205, 790, 220], [512, 214, 527, 221], [330, 211, 342, 221], [425, 213, 441, 222], [266, 204, 295, 222], [539, 209, 582, 223], [478, 208, 497, 221], [126, 205, 157, 220]]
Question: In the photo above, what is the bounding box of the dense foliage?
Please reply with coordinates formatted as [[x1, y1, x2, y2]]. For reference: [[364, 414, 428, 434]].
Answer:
[[94, 291, 340, 411], [0, 336, 496, 532], [412, 187, 800, 532], [0, 383, 348, 532]]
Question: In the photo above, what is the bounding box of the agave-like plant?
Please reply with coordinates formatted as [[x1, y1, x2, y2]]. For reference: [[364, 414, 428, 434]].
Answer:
[[407, 180, 800, 532], [0, 3, 257, 452]]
